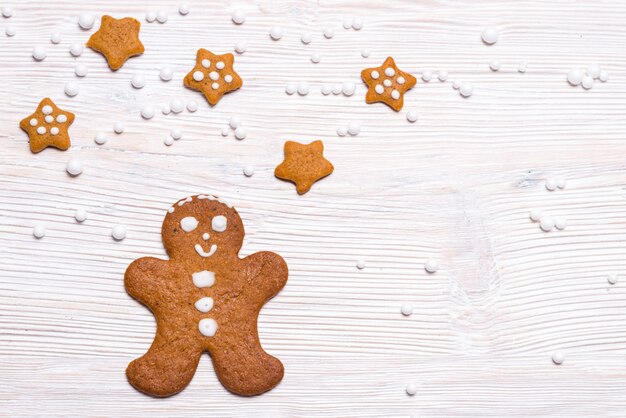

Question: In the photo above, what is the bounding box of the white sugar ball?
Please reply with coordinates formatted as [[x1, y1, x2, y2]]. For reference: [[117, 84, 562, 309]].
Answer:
[[159, 67, 173, 81], [301, 32, 312, 44], [114, 123, 125, 134], [33, 224, 46, 239], [421, 70, 432, 82], [234, 41, 247, 54], [545, 178, 557, 191], [164, 136, 174, 146], [342, 82, 356, 96], [481, 27, 499, 45], [490, 60, 501, 71], [459, 83, 473, 97], [425, 258, 439, 273], [452, 80, 460, 90], [75, 208, 87, 222], [243, 165, 255, 177], [567, 68, 584, 86], [131, 74, 145, 89], [587, 63, 601, 79], [145, 11, 156, 23], [337, 126, 347, 137], [111, 225, 127, 241], [323, 27, 335, 39], [32, 46, 47, 61], [234, 127, 247, 140], [347, 122, 360, 136], [554, 217, 567, 231], [529, 209, 542, 222], [518, 61, 528, 73], [552, 351, 564, 365], [69, 42, 83, 57], [170, 98, 184, 113], [599, 70, 609, 82], [161, 105, 170, 115], [361, 48, 370, 58], [64, 81, 79, 97], [401, 303, 413, 316], [179, 4, 190, 15], [332, 83, 342, 95], [406, 110, 418, 123], [285, 82, 297, 95], [66, 158, 83, 176], [170, 128, 183, 140], [582, 76, 594, 90], [270, 26, 283, 40], [352, 17, 363, 30], [5, 25, 15, 37], [356, 258, 366, 269], [140, 105, 155, 119], [232, 9, 246, 24], [310, 53, 321, 63], [540, 216, 554, 232], [229, 115, 242, 129], [50, 32, 62, 44], [608, 274, 619, 285], [186, 100, 198, 112], [156, 10, 168, 23], [438, 70, 449, 81], [405, 383, 418, 396], [297, 82, 310, 96], [75, 63, 88, 77], [78, 13, 95, 30], [94, 132, 107, 145], [321, 84, 332, 95], [342, 18, 353, 29], [2, 6, 14, 18], [556, 177, 567, 189]]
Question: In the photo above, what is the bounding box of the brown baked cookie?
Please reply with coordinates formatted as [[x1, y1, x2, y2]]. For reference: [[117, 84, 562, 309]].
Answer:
[[274, 140, 334, 194], [86, 15, 144, 70], [125, 195, 288, 397], [19, 98, 75, 153], [183, 49, 243, 105], [361, 56, 417, 111]]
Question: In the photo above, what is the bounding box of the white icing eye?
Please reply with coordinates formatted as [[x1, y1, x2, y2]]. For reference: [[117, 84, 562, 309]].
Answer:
[[212, 215, 227, 232], [181, 216, 199, 232]]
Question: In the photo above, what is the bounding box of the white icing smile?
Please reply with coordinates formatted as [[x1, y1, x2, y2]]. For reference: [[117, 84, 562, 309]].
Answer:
[[195, 243, 217, 257]]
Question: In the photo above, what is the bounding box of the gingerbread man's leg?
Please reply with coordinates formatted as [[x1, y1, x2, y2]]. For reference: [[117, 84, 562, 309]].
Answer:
[[211, 322, 284, 396], [127, 327, 202, 397]]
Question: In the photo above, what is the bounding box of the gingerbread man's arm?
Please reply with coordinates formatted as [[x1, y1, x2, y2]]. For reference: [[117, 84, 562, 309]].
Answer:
[[125, 257, 170, 306], [243, 251, 288, 301]]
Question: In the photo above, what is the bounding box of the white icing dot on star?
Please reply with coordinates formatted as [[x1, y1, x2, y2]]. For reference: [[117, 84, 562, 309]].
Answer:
[[224, 74, 233, 83], [384, 67, 395, 77], [374, 85, 384, 94], [391, 90, 400, 100], [50, 127, 59, 135], [29, 118, 38, 126], [209, 71, 219, 81], [193, 70, 204, 81], [216, 61, 225, 70], [371, 70, 379, 79], [383, 79, 392, 87], [56, 114, 67, 123], [37, 126, 46, 135]]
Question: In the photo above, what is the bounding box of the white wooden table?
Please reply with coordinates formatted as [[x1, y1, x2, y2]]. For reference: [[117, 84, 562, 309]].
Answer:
[[2, 0, 626, 416]]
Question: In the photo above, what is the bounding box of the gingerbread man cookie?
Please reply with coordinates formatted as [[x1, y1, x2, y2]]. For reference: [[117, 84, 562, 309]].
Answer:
[[183, 49, 243, 105], [361, 57, 417, 111], [19, 98, 75, 153], [125, 195, 288, 397]]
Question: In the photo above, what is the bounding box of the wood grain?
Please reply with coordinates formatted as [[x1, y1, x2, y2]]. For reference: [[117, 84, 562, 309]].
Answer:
[[2, 0, 626, 416]]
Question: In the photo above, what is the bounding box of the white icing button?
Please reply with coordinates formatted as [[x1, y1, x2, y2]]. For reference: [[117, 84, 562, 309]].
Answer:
[[156, 10, 168, 23], [529, 209, 542, 222], [209, 71, 219, 81], [374, 85, 384, 94], [356, 258, 366, 269], [554, 217, 567, 231], [69, 42, 83, 57], [481, 27, 499, 45], [337, 126, 347, 137], [75, 208, 87, 222], [131, 74, 145, 89], [212, 215, 227, 232], [75, 63, 88, 77], [540, 216, 554, 232], [50, 32, 62, 44], [438, 71, 449, 81], [37, 126, 46, 135], [401, 303, 413, 316], [186, 100, 198, 112], [202, 233, 210, 240], [567, 68, 583, 86], [270, 26, 283, 40], [94, 132, 107, 145], [343, 18, 353, 29], [298, 82, 310, 96], [2, 6, 14, 17], [195, 297, 214, 313], [212, 82, 219, 90], [361, 49, 370, 58], [170, 98, 184, 113], [384, 67, 395, 77], [232, 9, 246, 24], [181, 216, 199, 232], [545, 178, 557, 191], [192, 70, 204, 81], [164, 137, 174, 146], [582, 76, 594, 90], [371, 70, 379, 79], [192, 270, 215, 288], [40, 106, 51, 115], [179, 3, 190, 15], [243, 166, 255, 177], [111, 225, 127, 241], [32, 46, 47, 61], [65, 81, 79, 97], [608, 274, 619, 285], [311, 53, 321, 63], [406, 110, 418, 123], [347, 122, 360, 136], [234, 127, 247, 140], [425, 259, 438, 273], [323, 27, 335, 39], [216, 61, 225, 70], [33, 224, 46, 239], [397, 76, 405, 85], [5, 25, 15, 37], [114, 122, 124, 134], [285, 82, 297, 95], [352, 17, 363, 30], [201, 59, 211, 68], [490, 60, 501, 71], [342, 82, 356, 96], [170, 128, 183, 140], [301, 32, 312, 44], [229, 116, 241, 129], [421, 70, 432, 82], [140, 105, 155, 119], [599, 70, 609, 82], [145, 11, 156, 23], [50, 127, 59, 135], [66, 158, 83, 176], [391, 90, 400, 100], [587, 64, 601, 79], [56, 114, 67, 123], [406, 383, 418, 396], [159, 67, 173, 81], [45, 115, 54, 123], [198, 318, 218, 337], [459, 83, 473, 97], [234, 41, 247, 54], [78, 13, 95, 30], [29, 118, 38, 126], [383, 79, 392, 87], [552, 351, 564, 365], [224, 74, 233, 83]]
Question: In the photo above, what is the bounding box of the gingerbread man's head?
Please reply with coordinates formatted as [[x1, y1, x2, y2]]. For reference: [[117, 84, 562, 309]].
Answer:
[[161, 195, 244, 262]]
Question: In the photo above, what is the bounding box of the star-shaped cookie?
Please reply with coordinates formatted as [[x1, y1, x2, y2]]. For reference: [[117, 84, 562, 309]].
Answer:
[[361, 57, 417, 111], [86, 15, 145, 70], [184, 49, 243, 106], [274, 140, 334, 195], [19, 98, 75, 153]]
